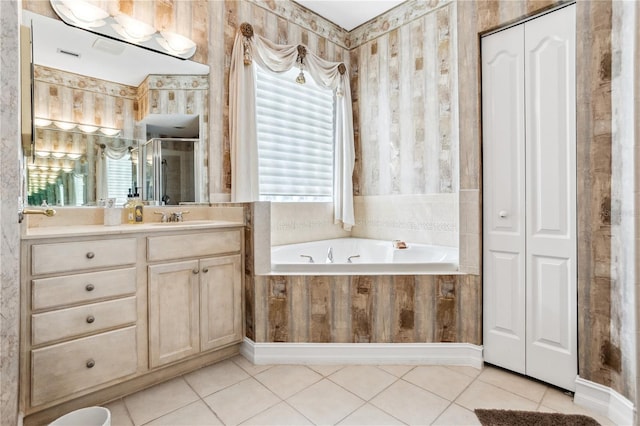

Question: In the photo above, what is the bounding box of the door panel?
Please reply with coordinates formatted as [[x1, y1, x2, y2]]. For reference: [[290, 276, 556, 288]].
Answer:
[[200, 255, 243, 351], [524, 4, 576, 391], [482, 23, 526, 373], [148, 260, 200, 368], [482, 4, 576, 391]]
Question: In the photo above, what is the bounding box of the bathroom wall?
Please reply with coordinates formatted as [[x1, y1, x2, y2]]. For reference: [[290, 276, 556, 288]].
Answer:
[[1, 1, 20, 424], [350, 0, 457, 196], [348, 0, 460, 252], [611, 0, 639, 406]]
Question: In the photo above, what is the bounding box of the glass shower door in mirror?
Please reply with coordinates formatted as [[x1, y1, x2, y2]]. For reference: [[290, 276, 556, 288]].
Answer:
[[141, 138, 200, 205]]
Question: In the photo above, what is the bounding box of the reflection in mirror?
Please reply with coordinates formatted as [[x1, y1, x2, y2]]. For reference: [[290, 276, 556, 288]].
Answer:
[[140, 138, 199, 205], [23, 10, 209, 207]]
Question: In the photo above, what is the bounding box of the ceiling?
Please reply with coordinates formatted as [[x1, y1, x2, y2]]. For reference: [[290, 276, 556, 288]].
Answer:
[[295, 0, 406, 31]]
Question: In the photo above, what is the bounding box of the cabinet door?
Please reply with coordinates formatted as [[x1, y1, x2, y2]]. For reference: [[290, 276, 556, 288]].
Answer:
[[148, 260, 200, 368], [199, 255, 242, 351]]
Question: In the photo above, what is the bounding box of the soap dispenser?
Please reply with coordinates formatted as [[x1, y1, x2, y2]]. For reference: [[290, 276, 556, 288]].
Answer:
[[134, 187, 144, 224], [125, 188, 135, 224]]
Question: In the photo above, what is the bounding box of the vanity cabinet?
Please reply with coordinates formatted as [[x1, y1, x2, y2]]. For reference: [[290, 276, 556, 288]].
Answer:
[[20, 224, 244, 424], [23, 237, 140, 409], [147, 230, 243, 368]]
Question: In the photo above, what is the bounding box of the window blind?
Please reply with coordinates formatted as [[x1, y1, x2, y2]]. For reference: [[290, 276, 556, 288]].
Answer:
[[255, 65, 335, 201], [105, 156, 133, 205]]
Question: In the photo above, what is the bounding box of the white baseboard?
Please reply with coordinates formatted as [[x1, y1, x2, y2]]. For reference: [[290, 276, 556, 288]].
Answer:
[[574, 376, 636, 426], [240, 338, 483, 369]]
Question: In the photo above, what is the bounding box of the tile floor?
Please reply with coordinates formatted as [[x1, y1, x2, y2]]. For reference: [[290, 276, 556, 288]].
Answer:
[[105, 356, 615, 425]]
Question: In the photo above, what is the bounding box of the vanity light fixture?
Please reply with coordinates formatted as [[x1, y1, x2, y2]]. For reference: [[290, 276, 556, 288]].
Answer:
[[77, 124, 99, 133], [34, 118, 52, 127], [35, 117, 121, 137], [51, 152, 67, 159], [50, 0, 197, 60], [99, 127, 121, 137], [53, 120, 76, 131], [113, 14, 156, 43], [53, 0, 108, 28], [157, 31, 197, 57]]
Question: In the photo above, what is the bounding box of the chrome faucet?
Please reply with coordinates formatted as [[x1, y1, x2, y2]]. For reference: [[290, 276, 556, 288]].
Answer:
[[300, 255, 314, 263], [326, 247, 334, 263]]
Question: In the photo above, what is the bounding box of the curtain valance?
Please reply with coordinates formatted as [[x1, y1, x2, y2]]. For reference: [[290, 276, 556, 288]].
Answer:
[[230, 22, 355, 231]]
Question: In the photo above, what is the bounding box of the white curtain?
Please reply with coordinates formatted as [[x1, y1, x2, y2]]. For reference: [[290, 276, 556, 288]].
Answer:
[[230, 29, 355, 231]]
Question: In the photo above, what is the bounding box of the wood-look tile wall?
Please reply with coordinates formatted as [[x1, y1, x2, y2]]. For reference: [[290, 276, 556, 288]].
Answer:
[[351, 1, 457, 196], [247, 273, 481, 345]]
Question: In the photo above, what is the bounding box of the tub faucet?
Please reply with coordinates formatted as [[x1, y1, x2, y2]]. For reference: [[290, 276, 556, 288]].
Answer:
[[326, 247, 334, 263]]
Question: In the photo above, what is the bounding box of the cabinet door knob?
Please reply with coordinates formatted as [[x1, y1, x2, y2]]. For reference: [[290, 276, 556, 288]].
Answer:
[[85, 283, 95, 292], [202, 267, 209, 273], [86, 359, 95, 368], [192, 268, 199, 274], [86, 252, 95, 259], [86, 315, 95, 324]]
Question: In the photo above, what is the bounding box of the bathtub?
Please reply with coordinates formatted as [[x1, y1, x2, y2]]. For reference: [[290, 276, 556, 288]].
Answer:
[[270, 238, 459, 275]]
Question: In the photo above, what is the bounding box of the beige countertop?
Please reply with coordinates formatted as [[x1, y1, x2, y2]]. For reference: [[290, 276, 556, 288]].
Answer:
[[22, 220, 244, 240]]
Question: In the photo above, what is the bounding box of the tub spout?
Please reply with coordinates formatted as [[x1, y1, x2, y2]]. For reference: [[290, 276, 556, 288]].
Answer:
[[347, 255, 360, 263], [326, 247, 334, 263], [300, 254, 314, 264]]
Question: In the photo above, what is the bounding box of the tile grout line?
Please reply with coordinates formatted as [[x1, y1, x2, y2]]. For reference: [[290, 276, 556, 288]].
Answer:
[[431, 365, 484, 424], [181, 371, 227, 426]]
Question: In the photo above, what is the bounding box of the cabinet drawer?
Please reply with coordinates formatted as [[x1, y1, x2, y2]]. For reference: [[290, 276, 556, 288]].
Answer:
[[32, 297, 137, 346], [31, 326, 137, 407], [31, 238, 137, 275], [32, 267, 136, 310], [147, 230, 241, 262]]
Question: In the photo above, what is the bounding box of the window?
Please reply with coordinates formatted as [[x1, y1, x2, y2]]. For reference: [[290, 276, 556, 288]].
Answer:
[[255, 65, 335, 201], [105, 156, 133, 205]]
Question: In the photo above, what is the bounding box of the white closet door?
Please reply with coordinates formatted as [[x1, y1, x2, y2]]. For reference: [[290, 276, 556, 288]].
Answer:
[[524, 4, 576, 391], [482, 23, 527, 374]]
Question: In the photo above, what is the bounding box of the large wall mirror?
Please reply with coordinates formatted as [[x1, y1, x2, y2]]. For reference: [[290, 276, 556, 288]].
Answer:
[[23, 10, 209, 207]]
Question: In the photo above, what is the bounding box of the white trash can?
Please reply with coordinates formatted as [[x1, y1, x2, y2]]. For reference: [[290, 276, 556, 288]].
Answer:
[[49, 406, 111, 426]]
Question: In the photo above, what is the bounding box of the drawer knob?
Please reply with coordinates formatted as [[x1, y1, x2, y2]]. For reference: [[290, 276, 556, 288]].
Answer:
[[86, 315, 95, 324], [202, 267, 209, 273], [85, 284, 95, 292], [86, 252, 95, 259], [86, 359, 95, 368], [192, 268, 199, 274]]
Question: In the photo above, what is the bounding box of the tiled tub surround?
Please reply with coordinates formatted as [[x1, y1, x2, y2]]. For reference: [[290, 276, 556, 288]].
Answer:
[[270, 195, 458, 248], [353, 194, 458, 247], [19, 207, 245, 425]]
